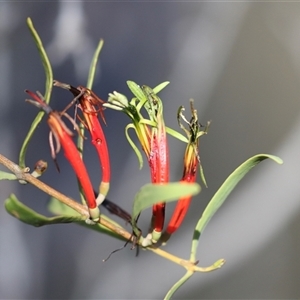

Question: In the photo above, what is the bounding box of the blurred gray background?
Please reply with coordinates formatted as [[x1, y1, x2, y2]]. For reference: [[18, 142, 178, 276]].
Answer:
[[0, 1, 299, 299]]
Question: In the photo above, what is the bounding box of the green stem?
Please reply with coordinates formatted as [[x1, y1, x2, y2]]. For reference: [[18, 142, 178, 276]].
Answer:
[[164, 271, 193, 300]]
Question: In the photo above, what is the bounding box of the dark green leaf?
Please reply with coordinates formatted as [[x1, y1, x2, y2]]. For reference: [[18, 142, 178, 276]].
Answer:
[[5, 194, 82, 227]]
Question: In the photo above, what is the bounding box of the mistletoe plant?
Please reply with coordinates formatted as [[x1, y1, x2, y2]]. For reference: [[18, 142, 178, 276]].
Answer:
[[0, 18, 283, 299]]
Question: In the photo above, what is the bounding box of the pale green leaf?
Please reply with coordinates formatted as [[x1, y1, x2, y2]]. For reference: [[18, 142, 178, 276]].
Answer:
[[139, 118, 156, 127], [166, 126, 189, 143], [132, 182, 201, 224], [153, 81, 170, 94], [19, 18, 53, 168], [125, 123, 144, 169], [86, 39, 104, 89], [48, 197, 127, 240], [190, 154, 283, 261], [199, 163, 208, 188], [0, 171, 17, 180], [127, 80, 146, 102]]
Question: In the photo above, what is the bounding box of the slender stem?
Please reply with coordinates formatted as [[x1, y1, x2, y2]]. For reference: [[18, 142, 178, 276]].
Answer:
[[1, 153, 88, 217], [0, 153, 223, 272], [0, 154, 124, 233], [76, 123, 86, 206], [164, 271, 193, 300], [146, 246, 223, 272]]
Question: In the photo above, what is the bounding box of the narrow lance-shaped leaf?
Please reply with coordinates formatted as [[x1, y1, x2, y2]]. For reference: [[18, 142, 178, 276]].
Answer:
[[5, 194, 83, 227], [48, 197, 127, 241], [127, 80, 147, 102], [86, 39, 104, 90], [19, 18, 53, 168], [190, 154, 283, 262], [5, 195, 126, 241], [131, 182, 201, 231], [0, 171, 17, 180], [153, 81, 170, 94]]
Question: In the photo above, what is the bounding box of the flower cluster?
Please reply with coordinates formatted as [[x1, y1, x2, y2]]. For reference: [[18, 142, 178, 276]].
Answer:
[[26, 79, 208, 245], [104, 81, 209, 245], [27, 82, 133, 225]]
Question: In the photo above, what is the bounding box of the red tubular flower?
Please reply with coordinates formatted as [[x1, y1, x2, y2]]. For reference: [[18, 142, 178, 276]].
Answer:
[[25, 90, 100, 221], [143, 85, 169, 243], [165, 100, 209, 239], [104, 81, 170, 244], [165, 145, 198, 234], [53, 81, 110, 207]]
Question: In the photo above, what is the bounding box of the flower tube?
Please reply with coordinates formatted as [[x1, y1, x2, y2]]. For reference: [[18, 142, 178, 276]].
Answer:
[[25, 90, 100, 221], [104, 81, 170, 244], [53, 81, 110, 207], [142, 85, 169, 243], [164, 100, 209, 241]]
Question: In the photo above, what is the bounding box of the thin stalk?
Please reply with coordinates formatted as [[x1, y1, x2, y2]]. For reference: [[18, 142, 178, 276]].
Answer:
[[1, 153, 224, 272]]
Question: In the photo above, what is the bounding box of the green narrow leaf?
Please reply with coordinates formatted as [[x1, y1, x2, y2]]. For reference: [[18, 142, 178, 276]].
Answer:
[[127, 80, 147, 102], [166, 126, 189, 143], [47, 197, 81, 217], [48, 197, 127, 241], [125, 123, 144, 169], [139, 118, 156, 127], [199, 163, 208, 188], [190, 154, 283, 261], [86, 39, 104, 89], [0, 170, 17, 180], [5, 194, 83, 227], [153, 81, 170, 94], [19, 18, 53, 168], [4, 194, 127, 242], [26, 18, 53, 104], [132, 182, 201, 224]]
